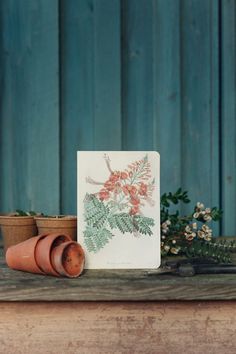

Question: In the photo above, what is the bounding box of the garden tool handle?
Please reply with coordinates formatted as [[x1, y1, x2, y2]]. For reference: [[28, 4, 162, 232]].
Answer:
[[178, 264, 236, 276]]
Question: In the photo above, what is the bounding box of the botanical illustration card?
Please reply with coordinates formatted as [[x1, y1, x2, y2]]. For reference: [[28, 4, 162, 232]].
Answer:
[[77, 151, 160, 269]]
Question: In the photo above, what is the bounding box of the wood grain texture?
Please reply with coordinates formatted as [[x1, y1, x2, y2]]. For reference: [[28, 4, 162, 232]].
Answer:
[[1, 0, 235, 237], [60, 0, 121, 214], [153, 0, 181, 196], [1, 250, 236, 301], [93, 0, 122, 150], [0, 301, 236, 353], [180, 0, 220, 231], [0, 0, 60, 215], [122, 0, 154, 151], [60, 0, 95, 214], [221, 0, 236, 235], [60, 0, 223, 231]]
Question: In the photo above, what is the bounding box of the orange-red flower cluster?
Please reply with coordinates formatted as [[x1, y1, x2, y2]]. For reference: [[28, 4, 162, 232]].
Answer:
[[99, 171, 126, 201], [139, 182, 148, 196], [98, 171, 149, 215]]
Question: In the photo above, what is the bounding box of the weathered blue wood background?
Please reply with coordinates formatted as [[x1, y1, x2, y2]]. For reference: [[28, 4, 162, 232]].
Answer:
[[0, 0, 235, 236]]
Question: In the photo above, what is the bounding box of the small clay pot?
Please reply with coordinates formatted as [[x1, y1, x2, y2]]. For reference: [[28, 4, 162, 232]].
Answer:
[[0, 214, 38, 253], [6, 234, 47, 274], [51, 241, 85, 278], [35, 233, 71, 276], [35, 216, 77, 241]]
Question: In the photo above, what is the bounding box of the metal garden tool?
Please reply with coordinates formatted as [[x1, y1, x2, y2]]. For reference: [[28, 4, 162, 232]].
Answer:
[[146, 258, 236, 277]]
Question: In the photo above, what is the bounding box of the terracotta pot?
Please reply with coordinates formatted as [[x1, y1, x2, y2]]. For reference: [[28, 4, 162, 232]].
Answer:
[[51, 241, 85, 278], [6, 234, 47, 274], [35, 216, 77, 241], [35, 233, 71, 276], [0, 215, 38, 253]]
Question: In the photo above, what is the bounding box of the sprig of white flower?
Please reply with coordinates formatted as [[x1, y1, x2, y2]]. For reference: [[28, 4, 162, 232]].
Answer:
[[197, 224, 212, 241], [161, 220, 171, 234], [164, 245, 170, 252], [193, 203, 212, 222], [197, 202, 204, 209], [170, 247, 180, 255], [184, 224, 197, 241]]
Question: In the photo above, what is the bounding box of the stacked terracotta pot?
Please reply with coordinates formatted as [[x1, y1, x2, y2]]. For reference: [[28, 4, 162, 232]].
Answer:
[[0, 214, 77, 253], [6, 233, 85, 278]]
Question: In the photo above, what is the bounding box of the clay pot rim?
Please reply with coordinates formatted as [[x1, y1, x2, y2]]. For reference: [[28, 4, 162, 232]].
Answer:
[[0, 214, 36, 226], [35, 233, 72, 276], [53, 241, 85, 278], [33, 234, 49, 274], [34, 215, 77, 221], [6, 233, 48, 275], [0, 214, 35, 219]]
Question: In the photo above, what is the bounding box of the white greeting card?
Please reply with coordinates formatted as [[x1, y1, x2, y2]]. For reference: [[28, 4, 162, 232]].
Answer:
[[77, 151, 160, 269]]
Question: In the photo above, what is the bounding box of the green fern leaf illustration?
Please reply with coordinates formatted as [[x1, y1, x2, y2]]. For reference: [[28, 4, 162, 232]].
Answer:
[[84, 194, 110, 228], [133, 215, 154, 236], [84, 226, 114, 253], [108, 213, 134, 233]]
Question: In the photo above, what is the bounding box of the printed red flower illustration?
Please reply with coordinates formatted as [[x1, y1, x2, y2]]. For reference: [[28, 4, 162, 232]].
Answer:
[[83, 154, 155, 253]]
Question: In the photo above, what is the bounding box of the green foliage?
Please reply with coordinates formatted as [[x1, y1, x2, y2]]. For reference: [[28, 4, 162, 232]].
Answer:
[[133, 215, 154, 236], [161, 188, 190, 208], [83, 194, 155, 253], [84, 226, 114, 253], [160, 188, 232, 264], [108, 213, 134, 233], [210, 207, 223, 221], [84, 194, 110, 229], [108, 213, 155, 236], [184, 239, 233, 263], [15, 209, 38, 216], [161, 189, 191, 224]]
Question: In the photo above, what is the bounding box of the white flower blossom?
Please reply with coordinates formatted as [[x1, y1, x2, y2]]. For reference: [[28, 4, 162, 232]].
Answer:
[[193, 212, 199, 219], [198, 230, 205, 238], [185, 234, 193, 241], [205, 208, 211, 214], [170, 247, 180, 255], [164, 245, 170, 252], [202, 224, 211, 232], [172, 239, 176, 244], [197, 202, 204, 209], [166, 220, 171, 226], [185, 232, 196, 241], [204, 214, 212, 221], [185, 225, 191, 232], [161, 222, 167, 229], [204, 234, 212, 241], [161, 235, 166, 239]]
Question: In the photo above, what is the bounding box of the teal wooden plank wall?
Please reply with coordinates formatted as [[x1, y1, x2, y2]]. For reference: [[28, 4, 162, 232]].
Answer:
[[0, 0, 235, 236]]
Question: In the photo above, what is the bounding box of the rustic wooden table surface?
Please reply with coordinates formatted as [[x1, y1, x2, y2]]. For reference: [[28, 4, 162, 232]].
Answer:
[[1, 249, 236, 353]]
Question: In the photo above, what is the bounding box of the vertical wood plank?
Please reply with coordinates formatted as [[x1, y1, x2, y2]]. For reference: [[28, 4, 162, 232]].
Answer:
[[221, 0, 236, 235], [153, 0, 181, 196], [60, 0, 95, 214], [93, 0, 122, 150], [181, 0, 220, 234], [122, 0, 154, 150], [0, 0, 225, 236], [60, 0, 121, 214], [210, 0, 220, 235], [0, 0, 59, 215]]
